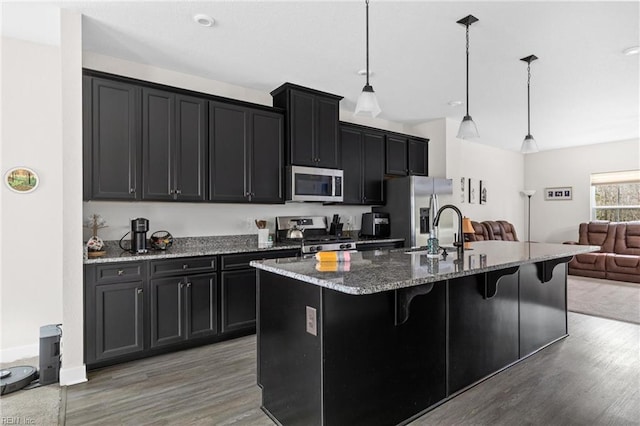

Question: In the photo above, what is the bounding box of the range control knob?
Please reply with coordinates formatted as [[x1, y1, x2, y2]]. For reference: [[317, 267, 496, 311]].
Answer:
[[339, 244, 347, 249], [316, 245, 323, 252], [344, 243, 352, 249]]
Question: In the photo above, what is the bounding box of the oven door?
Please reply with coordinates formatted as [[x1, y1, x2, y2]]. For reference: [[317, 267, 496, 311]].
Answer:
[[287, 166, 343, 202]]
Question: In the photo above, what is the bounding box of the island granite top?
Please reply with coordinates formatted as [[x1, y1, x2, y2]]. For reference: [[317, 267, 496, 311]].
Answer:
[[250, 241, 600, 295], [83, 234, 404, 264]]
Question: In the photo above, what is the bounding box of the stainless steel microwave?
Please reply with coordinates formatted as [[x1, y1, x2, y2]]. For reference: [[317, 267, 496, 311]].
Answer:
[[286, 165, 343, 202]]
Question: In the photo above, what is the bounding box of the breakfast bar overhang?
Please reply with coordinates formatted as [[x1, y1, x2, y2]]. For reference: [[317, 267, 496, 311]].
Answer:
[[251, 241, 599, 426]]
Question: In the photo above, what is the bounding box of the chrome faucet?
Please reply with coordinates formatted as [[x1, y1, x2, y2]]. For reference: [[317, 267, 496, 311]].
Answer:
[[433, 204, 464, 251]]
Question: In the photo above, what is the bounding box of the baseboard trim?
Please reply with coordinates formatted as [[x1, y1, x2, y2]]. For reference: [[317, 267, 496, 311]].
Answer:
[[60, 364, 88, 386], [0, 343, 39, 363]]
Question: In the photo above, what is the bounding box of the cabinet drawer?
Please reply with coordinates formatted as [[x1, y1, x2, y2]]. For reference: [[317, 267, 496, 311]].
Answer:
[[94, 262, 144, 283], [150, 256, 217, 277], [221, 249, 300, 270]]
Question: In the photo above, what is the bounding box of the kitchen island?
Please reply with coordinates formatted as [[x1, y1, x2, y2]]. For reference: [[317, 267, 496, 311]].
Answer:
[[251, 241, 599, 426]]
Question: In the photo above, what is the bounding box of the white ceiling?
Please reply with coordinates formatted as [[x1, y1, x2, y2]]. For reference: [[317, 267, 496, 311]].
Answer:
[[3, 1, 639, 152]]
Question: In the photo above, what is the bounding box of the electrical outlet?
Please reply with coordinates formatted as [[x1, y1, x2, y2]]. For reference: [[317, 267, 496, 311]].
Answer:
[[306, 306, 317, 336]]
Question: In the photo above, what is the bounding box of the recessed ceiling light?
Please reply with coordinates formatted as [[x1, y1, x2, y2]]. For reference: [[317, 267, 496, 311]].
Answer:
[[193, 14, 215, 27], [357, 69, 374, 77], [622, 46, 640, 56], [448, 101, 463, 107]]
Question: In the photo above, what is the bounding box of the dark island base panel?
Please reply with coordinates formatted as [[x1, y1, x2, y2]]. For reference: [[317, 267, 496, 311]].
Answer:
[[257, 262, 568, 426]]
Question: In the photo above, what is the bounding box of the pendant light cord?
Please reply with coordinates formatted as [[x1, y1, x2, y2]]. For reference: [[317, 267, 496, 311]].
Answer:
[[465, 24, 470, 116], [365, 0, 370, 86], [527, 62, 531, 135]]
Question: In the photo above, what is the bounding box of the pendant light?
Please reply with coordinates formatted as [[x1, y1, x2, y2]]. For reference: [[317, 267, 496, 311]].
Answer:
[[520, 55, 539, 154], [354, 0, 381, 118], [456, 15, 479, 139]]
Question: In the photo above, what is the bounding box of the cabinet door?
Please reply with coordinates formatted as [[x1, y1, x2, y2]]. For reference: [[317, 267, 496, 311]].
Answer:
[[221, 269, 258, 333], [340, 127, 363, 204], [185, 273, 218, 339], [408, 138, 428, 176], [289, 90, 316, 166], [142, 88, 174, 200], [209, 102, 249, 202], [89, 77, 140, 200], [385, 135, 408, 176], [316, 98, 340, 169], [175, 95, 207, 201], [93, 281, 145, 362], [150, 277, 185, 348], [362, 132, 385, 205], [250, 110, 284, 203]]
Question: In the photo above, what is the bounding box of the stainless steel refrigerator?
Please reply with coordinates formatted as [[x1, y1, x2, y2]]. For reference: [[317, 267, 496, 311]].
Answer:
[[374, 176, 453, 248]]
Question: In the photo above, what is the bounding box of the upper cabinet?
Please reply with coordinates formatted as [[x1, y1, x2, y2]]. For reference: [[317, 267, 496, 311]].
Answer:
[[340, 123, 385, 205], [271, 83, 343, 169], [142, 88, 207, 201], [83, 76, 141, 200], [385, 135, 429, 177], [209, 102, 284, 203]]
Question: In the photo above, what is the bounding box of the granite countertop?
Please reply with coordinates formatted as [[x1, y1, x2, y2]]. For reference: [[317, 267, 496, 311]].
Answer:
[[84, 234, 405, 264], [250, 241, 600, 295], [84, 235, 300, 264]]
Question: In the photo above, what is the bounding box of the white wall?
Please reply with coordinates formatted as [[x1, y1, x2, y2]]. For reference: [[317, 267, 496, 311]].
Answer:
[[1, 36, 64, 361], [524, 138, 640, 243]]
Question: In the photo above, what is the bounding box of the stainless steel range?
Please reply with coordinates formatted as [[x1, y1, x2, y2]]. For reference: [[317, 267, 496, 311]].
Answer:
[[275, 216, 356, 254]]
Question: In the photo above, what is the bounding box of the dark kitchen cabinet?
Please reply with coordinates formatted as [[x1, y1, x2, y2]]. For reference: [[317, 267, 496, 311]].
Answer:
[[271, 83, 342, 169], [142, 88, 207, 201], [84, 262, 146, 364], [220, 249, 300, 333], [385, 135, 429, 176], [209, 102, 284, 203], [149, 272, 218, 348], [149, 256, 218, 349], [83, 76, 141, 200], [340, 123, 385, 205]]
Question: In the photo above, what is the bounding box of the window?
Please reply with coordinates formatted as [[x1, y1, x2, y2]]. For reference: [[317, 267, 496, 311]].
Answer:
[[591, 170, 640, 222]]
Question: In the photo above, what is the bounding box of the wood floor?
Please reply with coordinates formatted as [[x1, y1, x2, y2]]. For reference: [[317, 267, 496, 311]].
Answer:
[[64, 312, 640, 425]]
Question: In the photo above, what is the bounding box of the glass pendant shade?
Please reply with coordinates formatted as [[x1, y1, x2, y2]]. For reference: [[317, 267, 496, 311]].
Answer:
[[521, 134, 538, 154], [457, 115, 479, 139], [355, 84, 381, 118]]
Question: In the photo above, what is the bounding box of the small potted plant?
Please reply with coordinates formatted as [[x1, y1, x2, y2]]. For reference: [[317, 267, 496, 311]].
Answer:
[[84, 214, 108, 258]]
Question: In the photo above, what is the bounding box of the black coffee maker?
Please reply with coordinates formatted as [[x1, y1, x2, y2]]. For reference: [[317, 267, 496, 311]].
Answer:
[[130, 218, 149, 253]]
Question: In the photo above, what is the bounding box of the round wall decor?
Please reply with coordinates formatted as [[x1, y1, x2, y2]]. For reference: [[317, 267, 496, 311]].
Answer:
[[5, 167, 39, 193]]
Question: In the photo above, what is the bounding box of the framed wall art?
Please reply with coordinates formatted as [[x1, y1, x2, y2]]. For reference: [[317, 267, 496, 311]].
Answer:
[[468, 178, 478, 204], [460, 177, 466, 203], [5, 167, 39, 193], [480, 180, 487, 204], [545, 186, 572, 200]]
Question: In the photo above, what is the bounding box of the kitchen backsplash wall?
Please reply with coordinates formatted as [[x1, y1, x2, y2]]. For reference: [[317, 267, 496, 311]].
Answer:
[[83, 201, 371, 241]]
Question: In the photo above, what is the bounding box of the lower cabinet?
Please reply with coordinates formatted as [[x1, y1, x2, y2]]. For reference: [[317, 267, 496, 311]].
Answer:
[[221, 269, 258, 332], [220, 249, 301, 333], [150, 273, 217, 349], [85, 262, 146, 364], [85, 249, 299, 368]]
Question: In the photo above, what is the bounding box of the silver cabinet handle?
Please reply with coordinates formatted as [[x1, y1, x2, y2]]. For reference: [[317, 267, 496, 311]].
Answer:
[[176, 189, 182, 195], [182, 264, 188, 270], [137, 288, 143, 294], [129, 188, 136, 194], [117, 270, 124, 276], [185, 282, 192, 288]]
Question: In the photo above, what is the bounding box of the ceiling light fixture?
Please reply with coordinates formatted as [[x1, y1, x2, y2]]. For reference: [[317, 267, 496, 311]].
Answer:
[[520, 55, 539, 154], [193, 14, 215, 27], [622, 46, 640, 56], [448, 100, 463, 107], [354, 0, 381, 118], [456, 15, 480, 140]]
